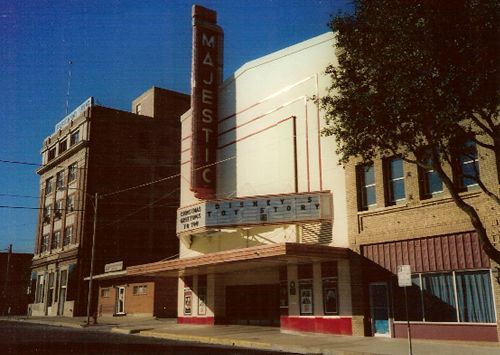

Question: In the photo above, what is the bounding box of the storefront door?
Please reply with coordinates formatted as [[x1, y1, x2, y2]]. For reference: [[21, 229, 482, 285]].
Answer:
[[226, 284, 280, 326], [369, 283, 391, 336], [57, 288, 66, 315], [116, 286, 125, 315]]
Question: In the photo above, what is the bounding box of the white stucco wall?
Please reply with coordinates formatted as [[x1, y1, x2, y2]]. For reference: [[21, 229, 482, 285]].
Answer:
[[179, 32, 349, 256]]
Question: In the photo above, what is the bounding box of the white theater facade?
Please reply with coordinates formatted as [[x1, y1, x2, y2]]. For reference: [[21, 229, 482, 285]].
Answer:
[[129, 6, 361, 335]]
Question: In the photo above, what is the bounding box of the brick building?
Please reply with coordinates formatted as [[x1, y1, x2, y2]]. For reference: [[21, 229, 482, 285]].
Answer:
[[0, 250, 33, 316], [29, 87, 189, 317], [346, 144, 499, 341]]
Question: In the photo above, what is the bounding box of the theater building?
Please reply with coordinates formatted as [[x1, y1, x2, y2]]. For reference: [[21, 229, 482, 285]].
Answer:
[[128, 6, 362, 336], [346, 148, 499, 341], [30, 87, 189, 317]]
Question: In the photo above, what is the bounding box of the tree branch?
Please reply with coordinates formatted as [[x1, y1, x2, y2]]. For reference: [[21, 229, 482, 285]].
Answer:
[[470, 114, 494, 137], [434, 161, 500, 264]]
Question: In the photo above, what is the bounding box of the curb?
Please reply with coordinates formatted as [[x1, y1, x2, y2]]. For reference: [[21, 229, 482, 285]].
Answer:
[[112, 327, 155, 335], [11, 318, 86, 329], [138, 330, 319, 354]]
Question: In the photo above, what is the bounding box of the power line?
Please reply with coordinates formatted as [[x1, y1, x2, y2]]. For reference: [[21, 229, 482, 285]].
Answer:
[[0, 159, 40, 167], [0, 193, 40, 199]]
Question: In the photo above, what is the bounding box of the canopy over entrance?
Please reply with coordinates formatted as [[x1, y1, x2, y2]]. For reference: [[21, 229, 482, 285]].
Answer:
[[127, 242, 350, 277]]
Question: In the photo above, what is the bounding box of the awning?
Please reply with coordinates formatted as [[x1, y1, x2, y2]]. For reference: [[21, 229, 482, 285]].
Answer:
[[127, 242, 350, 277], [84, 270, 127, 281]]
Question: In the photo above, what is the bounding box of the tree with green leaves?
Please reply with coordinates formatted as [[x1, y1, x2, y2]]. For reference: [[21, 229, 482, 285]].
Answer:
[[322, 0, 499, 262]]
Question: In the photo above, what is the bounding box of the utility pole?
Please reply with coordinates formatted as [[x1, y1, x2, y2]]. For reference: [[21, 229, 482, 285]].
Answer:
[[2, 244, 12, 316], [86, 193, 98, 326]]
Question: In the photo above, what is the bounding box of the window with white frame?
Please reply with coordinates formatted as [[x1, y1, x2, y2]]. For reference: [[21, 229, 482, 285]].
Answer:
[[63, 226, 73, 246], [101, 288, 110, 298], [56, 171, 65, 190], [54, 200, 63, 219], [393, 270, 495, 324], [48, 147, 56, 161], [66, 194, 75, 213], [68, 163, 78, 183], [41, 234, 49, 253], [45, 177, 53, 194], [133, 285, 147, 295], [51, 231, 60, 250], [36, 275, 45, 303], [385, 157, 405, 204], [70, 130, 80, 146], [43, 204, 52, 223], [420, 161, 443, 198], [458, 140, 479, 188], [357, 163, 376, 210], [58, 139, 67, 154]]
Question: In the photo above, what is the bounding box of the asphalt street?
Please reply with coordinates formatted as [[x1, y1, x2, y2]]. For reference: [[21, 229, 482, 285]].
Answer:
[[0, 321, 298, 355]]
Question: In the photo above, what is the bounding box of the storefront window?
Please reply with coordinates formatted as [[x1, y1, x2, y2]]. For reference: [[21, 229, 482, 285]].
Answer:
[[456, 270, 495, 323], [393, 270, 495, 324]]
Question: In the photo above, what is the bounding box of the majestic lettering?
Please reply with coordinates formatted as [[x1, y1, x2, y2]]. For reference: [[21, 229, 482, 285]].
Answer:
[[190, 5, 223, 200]]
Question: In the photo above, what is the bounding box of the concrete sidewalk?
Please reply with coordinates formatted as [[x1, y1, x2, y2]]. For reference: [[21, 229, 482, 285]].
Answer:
[[4, 316, 499, 355]]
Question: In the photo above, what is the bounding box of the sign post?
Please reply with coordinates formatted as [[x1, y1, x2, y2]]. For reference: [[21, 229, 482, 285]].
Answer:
[[397, 265, 413, 355]]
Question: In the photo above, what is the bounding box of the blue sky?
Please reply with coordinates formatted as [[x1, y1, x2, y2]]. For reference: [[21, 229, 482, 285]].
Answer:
[[0, 0, 352, 253]]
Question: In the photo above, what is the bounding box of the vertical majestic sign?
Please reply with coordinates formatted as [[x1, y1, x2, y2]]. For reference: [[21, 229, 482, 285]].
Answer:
[[190, 5, 223, 199]]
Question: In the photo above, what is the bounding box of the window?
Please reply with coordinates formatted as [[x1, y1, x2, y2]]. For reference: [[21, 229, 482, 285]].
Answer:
[[458, 140, 479, 188], [59, 270, 68, 306], [51, 231, 60, 250], [393, 270, 495, 324], [70, 130, 80, 146], [422, 272, 457, 322], [58, 140, 67, 154], [47, 272, 55, 306], [43, 205, 52, 223], [41, 234, 49, 253], [66, 195, 75, 213], [48, 147, 56, 161], [60, 270, 68, 287], [133, 285, 147, 295], [357, 163, 376, 210], [56, 171, 65, 190], [54, 200, 63, 219], [101, 288, 110, 298], [385, 157, 405, 204], [420, 158, 443, 198], [45, 177, 53, 194], [68, 163, 77, 182], [63, 226, 73, 246], [36, 275, 45, 303], [136, 103, 142, 115]]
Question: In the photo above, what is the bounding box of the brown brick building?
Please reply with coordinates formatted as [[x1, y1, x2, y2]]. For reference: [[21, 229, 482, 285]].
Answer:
[[1, 250, 33, 316], [346, 142, 499, 341], [30, 87, 189, 317]]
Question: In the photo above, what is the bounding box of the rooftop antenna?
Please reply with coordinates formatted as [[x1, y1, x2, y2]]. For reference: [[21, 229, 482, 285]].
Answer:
[[65, 60, 73, 115]]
